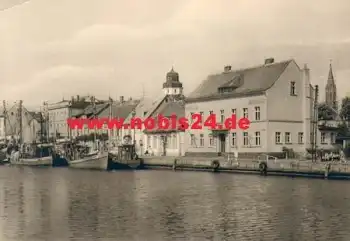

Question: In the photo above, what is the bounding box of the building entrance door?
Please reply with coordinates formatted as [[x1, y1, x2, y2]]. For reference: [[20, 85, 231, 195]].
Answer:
[[219, 134, 226, 153]]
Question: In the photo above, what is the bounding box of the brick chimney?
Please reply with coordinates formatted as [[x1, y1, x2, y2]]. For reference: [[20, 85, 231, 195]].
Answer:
[[120, 96, 124, 103], [264, 58, 274, 65], [224, 65, 232, 72]]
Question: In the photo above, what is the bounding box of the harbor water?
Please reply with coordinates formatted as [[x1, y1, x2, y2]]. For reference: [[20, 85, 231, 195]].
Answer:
[[0, 167, 350, 241]]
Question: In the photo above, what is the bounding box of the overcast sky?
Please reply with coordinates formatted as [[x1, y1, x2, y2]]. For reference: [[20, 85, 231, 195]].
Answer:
[[0, 0, 350, 108]]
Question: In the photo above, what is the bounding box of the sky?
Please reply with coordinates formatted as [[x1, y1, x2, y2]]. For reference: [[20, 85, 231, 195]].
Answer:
[[0, 0, 350, 109]]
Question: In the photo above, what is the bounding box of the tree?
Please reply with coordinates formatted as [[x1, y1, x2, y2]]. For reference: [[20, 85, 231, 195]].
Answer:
[[337, 122, 350, 137], [340, 97, 350, 121], [317, 102, 334, 120]]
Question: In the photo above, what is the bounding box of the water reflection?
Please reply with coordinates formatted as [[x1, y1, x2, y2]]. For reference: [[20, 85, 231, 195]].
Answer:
[[0, 167, 350, 240]]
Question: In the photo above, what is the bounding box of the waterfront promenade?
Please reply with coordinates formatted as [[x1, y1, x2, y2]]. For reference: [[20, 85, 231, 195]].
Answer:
[[140, 155, 350, 179]]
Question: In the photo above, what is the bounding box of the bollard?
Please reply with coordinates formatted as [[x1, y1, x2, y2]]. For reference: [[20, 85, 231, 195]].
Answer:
[[172, 159, 177, 171]]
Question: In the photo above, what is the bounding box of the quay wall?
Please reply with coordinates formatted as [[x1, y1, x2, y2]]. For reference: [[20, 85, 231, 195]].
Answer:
[[140, 156, 350, 180]]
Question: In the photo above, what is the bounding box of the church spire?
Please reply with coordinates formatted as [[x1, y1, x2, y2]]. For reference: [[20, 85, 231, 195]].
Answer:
[[327, 60, 335, 85], [325, 60, 337, 111]]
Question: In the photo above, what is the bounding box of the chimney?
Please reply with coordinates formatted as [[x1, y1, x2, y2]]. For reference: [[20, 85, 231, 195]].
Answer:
[[120, 96, 124, 103], [264, 58, 274, 65], [76, 95, 80, 101], [224, 65, 231, 72]]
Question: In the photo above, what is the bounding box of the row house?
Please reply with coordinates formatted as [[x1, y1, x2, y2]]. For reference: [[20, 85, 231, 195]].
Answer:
[[72, 97, 139, 142]]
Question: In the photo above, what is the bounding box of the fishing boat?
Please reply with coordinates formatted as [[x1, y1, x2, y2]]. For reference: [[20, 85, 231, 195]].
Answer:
[[10, 143, 53, 166], [69, 151, 109, 170], [108, 144, 142, 170], [67, 96, 109, 170], [51, 141, 70, 167]]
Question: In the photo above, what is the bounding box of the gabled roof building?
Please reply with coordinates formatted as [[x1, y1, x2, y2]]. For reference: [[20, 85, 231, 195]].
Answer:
[[185, 58, 315, 158]]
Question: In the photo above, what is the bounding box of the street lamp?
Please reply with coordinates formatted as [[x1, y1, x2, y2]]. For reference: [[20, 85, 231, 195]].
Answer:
[[139, 139, 143, 156]]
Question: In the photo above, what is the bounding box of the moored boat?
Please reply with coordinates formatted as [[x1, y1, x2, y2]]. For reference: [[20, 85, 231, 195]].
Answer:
[[12, 155, 53, 166], [69, 152, 109, 170], [9, 143, 54, 167], [108, 144, 142, 170]]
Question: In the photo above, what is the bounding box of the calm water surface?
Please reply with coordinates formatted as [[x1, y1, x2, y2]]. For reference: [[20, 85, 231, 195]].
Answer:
[[0, 166, 350, 241]]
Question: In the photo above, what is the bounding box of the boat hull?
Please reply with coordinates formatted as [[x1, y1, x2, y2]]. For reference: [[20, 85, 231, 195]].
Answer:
[[52, 154, 69, 167], [69, 154, 109, 171], [107, 153, 143, 170], [10, 156, 53, 166]]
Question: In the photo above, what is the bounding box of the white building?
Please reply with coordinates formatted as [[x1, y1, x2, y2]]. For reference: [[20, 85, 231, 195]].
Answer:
[[0, 113, 5, 141], [46, 96, 90, 139], [184, 58, 315, 158], [122, 67, 186, 156], [4, 101, 43, 143], [72, 97, 139, 142]]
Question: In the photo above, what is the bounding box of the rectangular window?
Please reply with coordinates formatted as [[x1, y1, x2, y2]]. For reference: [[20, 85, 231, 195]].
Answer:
[[275, 132, 281, 144], [243, 132, 249, 146], [243, 108, 248, 118], [147, 135, 151, 147], [298, 132, 303, 144], [190, 134, 196, 146], [285, 132, 291, 144], [153, 136, 157, 148], [190, 112, 194, 124], [167, 135, 172, 148], [255, 131, 261, 146], [330, 132, 335, 144], [254, 106, 260, 121], [321, 132, 326, 144], [173, 134, 177, 149], [231, 132, 236, 146], [199, 134, 204, 147], [209, 134, 214, 146], [290, 81, 296, 95], [220, 110, 224, 123], [231, 108, 236, 116]]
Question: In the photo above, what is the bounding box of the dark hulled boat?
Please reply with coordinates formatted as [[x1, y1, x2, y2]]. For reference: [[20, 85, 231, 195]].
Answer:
[[108, 144, 143, 170]]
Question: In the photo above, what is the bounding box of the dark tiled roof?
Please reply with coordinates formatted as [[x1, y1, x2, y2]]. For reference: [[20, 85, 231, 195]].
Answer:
[[187, 59, 293, 103], [98, 101, 140, 119], [145, 101, 185, 133], [151, 101, 185, 118], [76, 103, 109, 118]]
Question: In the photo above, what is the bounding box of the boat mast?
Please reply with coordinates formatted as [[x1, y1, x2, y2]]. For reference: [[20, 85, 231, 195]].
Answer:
[[18, 100, 23, 145], [108, 97, 112, 142], [2, 101, 6, 140], [92, 96, 97, 149]]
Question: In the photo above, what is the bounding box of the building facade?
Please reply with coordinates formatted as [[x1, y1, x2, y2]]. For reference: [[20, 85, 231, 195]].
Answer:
[[185, 58, 315, 158], [4, 101, 43, 143], [72, 97, 138, 142], [46, 96, 90, 139], [0, 114, 5, 141], [121, 67, 186, 156]]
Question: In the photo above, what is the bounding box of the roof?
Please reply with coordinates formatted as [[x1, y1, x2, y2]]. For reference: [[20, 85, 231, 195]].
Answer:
[[28, 111, 43, 122], [144, 100, 185, 134], [187, 59, 293, 103], [98, 101, 139, 119], [76, 103, 109, 118], [124, 94, 166, 123], [150, 100, 185, 118]]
